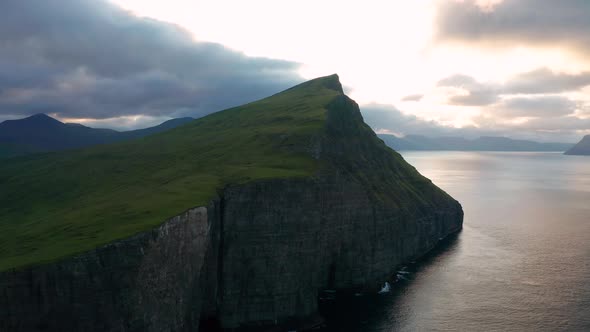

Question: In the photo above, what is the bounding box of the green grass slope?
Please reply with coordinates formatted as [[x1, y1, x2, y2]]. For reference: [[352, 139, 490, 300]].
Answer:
[[0, 143, 41, 159], [0, 75, 341, 271]]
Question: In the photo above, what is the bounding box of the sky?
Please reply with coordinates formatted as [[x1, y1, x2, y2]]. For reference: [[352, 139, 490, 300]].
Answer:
[[1, 0, 589, 142]]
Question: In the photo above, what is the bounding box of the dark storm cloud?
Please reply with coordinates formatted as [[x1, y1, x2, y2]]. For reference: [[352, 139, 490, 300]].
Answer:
[[0, 0, 302, 121], [436, 0, 590, 52]]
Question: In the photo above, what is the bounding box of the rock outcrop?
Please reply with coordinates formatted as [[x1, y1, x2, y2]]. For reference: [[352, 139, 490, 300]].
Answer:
[[565, 135, 590, 155], [0, 207, 212, 331], [0, 75, 463, 331]]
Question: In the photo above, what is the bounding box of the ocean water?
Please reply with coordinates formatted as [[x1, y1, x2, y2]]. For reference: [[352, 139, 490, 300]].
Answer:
[[322, 151, 590, 331]]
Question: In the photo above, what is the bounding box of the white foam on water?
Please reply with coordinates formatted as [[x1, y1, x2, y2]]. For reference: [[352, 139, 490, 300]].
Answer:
[[378, 282, 391, 294]]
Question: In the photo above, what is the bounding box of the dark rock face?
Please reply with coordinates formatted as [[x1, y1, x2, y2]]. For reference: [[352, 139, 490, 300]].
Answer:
[[565, 135, 590, 155], [212, 94, 463, 328], [0, 207, 212, 332], [215, 178, 461, 328], [0, 89, 463, 331]]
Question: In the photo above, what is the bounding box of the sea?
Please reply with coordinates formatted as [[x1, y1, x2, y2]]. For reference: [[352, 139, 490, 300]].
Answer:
[[322, 151, 590, 331]]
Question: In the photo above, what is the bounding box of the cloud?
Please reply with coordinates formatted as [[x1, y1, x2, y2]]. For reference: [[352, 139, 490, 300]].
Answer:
[[0, 0, 302, 123], [494, 96, 577, 118], [448, 91, 499, 106], [401, 94, 424, 102], [436, 0, 590, 53], [360, 101, 588, 143], [504, 68, 590, 94], [436, 69, 590, 109], [360, 103, 490, 137], [433, 71, 588, 136], [437, 74, 499, 106], [512, 116, 590, 131]]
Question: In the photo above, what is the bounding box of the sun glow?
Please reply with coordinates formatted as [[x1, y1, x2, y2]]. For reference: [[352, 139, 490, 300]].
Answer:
[[111, 0, 590, 135]]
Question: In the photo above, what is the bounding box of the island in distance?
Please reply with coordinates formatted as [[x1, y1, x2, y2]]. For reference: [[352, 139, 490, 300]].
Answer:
[[0, 75, 463, 331], [378, 133, 574, 152], [564, 135, 590, 155]]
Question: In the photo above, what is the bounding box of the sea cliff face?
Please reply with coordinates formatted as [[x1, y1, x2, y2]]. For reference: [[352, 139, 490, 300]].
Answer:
[[0, 181, 460, 332], [0, 207, 212, 332], [0, 77, 463, 331], [215, 178, 462, 328], [210, 94, 463, 328]]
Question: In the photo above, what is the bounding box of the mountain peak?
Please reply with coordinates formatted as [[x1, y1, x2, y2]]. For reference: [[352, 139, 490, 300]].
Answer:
[[0, 113, 63, 129], [315, 73, 343, 92], [28, 113, 55, 119], [24, 113, 63, 125], [282, 74, 343, 96]]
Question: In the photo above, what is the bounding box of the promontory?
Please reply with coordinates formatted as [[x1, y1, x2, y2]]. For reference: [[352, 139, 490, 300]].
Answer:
[[0, 74, 463, 331]]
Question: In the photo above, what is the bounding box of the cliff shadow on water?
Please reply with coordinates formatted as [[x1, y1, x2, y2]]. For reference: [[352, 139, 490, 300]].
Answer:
[[319, 231, 462, 332]]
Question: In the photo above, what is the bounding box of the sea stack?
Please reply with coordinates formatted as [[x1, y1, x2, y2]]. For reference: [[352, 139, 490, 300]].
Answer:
[[565, 135, 590, 155]]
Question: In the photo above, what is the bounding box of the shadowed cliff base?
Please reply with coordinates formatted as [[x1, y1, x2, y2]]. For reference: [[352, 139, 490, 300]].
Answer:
[[319, 231, 462, 332], [201, 231, 463, 332], [0, 75, 463, 331]]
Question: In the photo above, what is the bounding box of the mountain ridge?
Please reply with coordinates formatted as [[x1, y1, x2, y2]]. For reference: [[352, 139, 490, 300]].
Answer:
[[0, 114, 194, 157], [379, 133, 574, 152]]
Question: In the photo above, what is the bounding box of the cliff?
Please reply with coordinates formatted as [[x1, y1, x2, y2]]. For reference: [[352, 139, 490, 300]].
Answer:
[[565, 135, 590, 155], [0, 75, 463, 331], [0, 207, 214, 331]]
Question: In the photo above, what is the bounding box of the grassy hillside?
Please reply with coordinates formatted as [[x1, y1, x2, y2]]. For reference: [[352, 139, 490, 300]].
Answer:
[[0, 75, 341, 271], [0, 143, 41, 159]]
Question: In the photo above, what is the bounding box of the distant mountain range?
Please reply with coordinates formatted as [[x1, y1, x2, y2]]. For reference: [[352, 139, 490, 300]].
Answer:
[[564, 135, 590, 155], [0, 114, 194, 158], [1, 114, 579, 159], [378, 134, 574, 152]]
